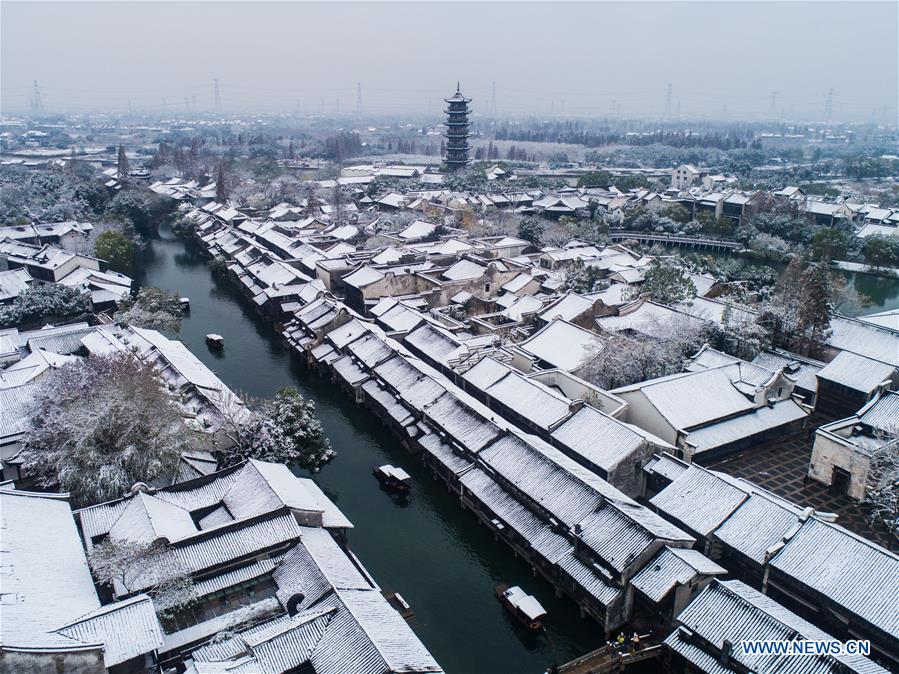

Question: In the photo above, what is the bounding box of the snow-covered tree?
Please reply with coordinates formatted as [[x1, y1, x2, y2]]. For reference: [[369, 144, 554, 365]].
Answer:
[[19, 355, 193, 506], [116, 145, 130, 182], [217, 387, 334, 472], [88, 538, 197, 619], [0, 284, 89, 329], [864, 433, 899, 544], [578, 315, 706, 389], [642, 258, 697, 305], [564, 258, 605, 293], [757, 257, 835, 352], [115, 286, 184, 332]]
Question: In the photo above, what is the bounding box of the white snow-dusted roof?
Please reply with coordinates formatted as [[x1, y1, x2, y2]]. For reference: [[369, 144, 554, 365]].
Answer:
[[538, 293, 593, 323], [462, 356, 512, 390], [551, 406, 648, 471], [343, 265, 385, 289], [501, 272, 535, 294], [769, 518, 899, 638], [650, 465, 750, 537], [667, 579, 890, 674], [0, 268, 31, 301], [0, 489, 102, 649], [397, 219, 436, 240], [484, 370, 572, 430], [370, 246, 403, 265], [817, 350, 896, 393], [631, 546, 725, 603], [441, 258, 486, 281], [683, 399, 809, 454], [828, 316, 899, 366], [857, 308, 899, 331], [615, 368, 757, 431], [55, 595, 164, 667], [712, 491, 804, 565], [518, 319, 605, 371], [0, 489, 164, 663], [501, 294, 543, 321], [422, 392, 501, 453]]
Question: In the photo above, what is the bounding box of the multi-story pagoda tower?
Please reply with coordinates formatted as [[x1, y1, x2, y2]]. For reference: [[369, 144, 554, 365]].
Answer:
[[443, 83, 471, 172]]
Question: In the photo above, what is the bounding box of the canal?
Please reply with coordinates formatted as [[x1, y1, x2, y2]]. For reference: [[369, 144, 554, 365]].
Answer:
[[136, 223, 605, 674]]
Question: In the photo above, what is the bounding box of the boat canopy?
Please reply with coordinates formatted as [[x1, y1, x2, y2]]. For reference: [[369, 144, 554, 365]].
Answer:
[[504, 586, 547, 621], [380, 464, 412, 482]]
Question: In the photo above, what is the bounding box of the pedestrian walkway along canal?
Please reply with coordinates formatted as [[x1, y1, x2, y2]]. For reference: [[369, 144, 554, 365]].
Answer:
[[137, 223, 605, 674]]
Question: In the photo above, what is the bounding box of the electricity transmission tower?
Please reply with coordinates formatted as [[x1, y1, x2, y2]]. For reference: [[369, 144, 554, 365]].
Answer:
[[214, 78, 222, 110], [665, 83, 672, 118], [356, 82, 362, 114], [491, 81, 497, 116], [824, 88, 833, 122]]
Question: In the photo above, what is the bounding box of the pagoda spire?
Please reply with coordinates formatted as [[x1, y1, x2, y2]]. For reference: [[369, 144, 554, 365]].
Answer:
[[443, 83, 471, 172]]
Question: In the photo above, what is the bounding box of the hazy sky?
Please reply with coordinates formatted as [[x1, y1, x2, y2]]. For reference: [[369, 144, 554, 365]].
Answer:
[[2, 1, 896, 122]]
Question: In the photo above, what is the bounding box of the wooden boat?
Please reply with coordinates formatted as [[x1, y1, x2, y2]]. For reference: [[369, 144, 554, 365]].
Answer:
[[495, 584, 547, 631], [205, 333, 224, 349], [372, 464, 412, 493], [179, 297, 190, 312]]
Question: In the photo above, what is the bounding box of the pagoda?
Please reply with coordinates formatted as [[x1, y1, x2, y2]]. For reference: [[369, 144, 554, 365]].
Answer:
[[443, 83, 471, 172]]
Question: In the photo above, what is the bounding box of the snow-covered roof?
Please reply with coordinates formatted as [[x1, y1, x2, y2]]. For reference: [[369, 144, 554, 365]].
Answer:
[[343, 265, 385, 289], [0, 488, 164, 663], [631, 546, 725, 603], [441, 258, 486, 281], [666, 579, 889, 674], [518, 319, 605, 371], [397, 219, 437, 240], [683, 399, 809, 454], [816, 350, 896, 393], [613, 368, 757, 432]]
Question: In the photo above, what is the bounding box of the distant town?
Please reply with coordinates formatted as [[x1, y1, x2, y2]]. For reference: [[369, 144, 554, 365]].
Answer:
[[1, 37, 898, 674]]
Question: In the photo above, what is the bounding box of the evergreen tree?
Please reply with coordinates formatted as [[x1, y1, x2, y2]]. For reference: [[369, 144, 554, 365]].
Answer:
[[215, 162, 228, 203], [116, 144, 130, 182]]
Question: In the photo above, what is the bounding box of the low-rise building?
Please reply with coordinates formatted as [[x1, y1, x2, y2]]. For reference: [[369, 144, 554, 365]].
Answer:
[[665, 579, 889, 674], [808, 390, 899, 499]]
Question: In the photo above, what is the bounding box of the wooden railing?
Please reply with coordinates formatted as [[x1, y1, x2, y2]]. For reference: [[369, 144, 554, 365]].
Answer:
[[609, 231, 741, 250]]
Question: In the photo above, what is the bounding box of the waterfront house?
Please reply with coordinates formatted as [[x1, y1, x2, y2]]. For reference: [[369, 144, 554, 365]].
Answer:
[[664, 579, 889, 674], [74, 459, 444, 673]]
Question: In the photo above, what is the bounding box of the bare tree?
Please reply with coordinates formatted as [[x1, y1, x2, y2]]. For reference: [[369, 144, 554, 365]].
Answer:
[[88, 537, 197, 618], [864, 432, 899, 544], [579, 315, 706, 389]]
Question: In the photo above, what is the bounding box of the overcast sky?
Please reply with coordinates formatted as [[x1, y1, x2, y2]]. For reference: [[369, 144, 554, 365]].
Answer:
[[2, 1, 896, 123]]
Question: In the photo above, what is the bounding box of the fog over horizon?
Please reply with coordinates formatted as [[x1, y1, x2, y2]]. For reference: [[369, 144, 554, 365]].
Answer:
[[2, 1, 897, 123]]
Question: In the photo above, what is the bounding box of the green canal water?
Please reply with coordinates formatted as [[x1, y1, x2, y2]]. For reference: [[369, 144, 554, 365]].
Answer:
[[137, 224, 605, 674]]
